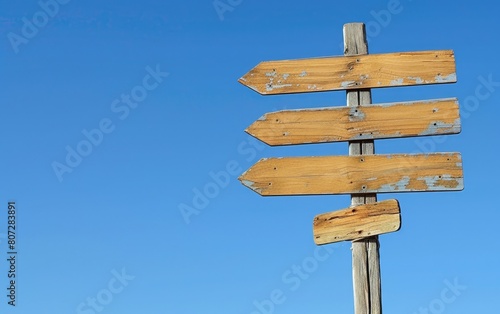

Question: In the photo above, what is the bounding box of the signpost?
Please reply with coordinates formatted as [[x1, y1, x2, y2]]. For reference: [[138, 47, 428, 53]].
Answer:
[[237, 23, 463, 314]]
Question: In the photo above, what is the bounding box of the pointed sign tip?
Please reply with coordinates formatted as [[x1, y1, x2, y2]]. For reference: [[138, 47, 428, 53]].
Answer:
[[245, 124, 273, 147], [239, 178, 264, 195], [238, 78, 265, 95], [237, 173, 245, 182]]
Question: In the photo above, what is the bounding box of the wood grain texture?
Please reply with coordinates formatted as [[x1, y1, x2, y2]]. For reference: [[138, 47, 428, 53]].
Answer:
[[238, 153, 464, 196], [313, 199, 401, 245], [344, 23, 379, 314], [246, 98, 460, 145], [366, 236, 380, 314], [238, 50, 456, 95]]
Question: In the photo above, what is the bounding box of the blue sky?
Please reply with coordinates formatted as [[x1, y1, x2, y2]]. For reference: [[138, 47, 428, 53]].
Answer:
[[1, 0, 499, 313]]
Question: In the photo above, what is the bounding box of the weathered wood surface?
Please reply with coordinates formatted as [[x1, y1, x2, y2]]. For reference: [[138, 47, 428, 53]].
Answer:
[[238, 153, 464, 196], [343, 22, 379, 314], [246, 98, 460, 146], [238, 50, 456, 95], [313, 199, 401, 245]]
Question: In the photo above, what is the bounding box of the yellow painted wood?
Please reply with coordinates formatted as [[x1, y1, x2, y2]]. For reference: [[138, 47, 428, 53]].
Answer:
[[247, 98, 460, 145], [313, 199, 401, 245], [238, 50, 456, 95], [239, 153, 463, 195]]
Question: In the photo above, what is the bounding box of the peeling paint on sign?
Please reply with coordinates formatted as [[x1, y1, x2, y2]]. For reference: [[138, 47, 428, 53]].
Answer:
[[420, 121, 452, 135], [240, 179, 263, 194], [390, 78, 404, 86], [348, 108, 366, 123], [420, 119, 461, 135], [407, 76, 424, 84], [265, 70, 277, 77], [341, 81, 357, 88], [268, 84, 293, 91], [256, 114, 267, 121], [380, 176, 411, 192], [352, 131, 379, 140], [419, 175, 463, 190], [435, 73, 457, 83]]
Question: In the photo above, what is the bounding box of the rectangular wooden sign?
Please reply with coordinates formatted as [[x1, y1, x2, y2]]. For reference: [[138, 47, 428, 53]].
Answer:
[[246, 98, 460, 146], [239, 153, 463, 196], [238, 50, 456, 95], [313, 199, 401, 245]]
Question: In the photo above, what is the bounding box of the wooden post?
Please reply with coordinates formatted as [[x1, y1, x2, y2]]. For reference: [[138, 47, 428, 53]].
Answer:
[[344, 23, 382, 314]]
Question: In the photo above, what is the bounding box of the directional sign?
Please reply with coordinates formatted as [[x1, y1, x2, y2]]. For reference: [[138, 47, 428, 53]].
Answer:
[[313, 199, 401, 245], [239, 153, 463, 196], [238, 50, 456, 95], [246, 98, 461, 146]]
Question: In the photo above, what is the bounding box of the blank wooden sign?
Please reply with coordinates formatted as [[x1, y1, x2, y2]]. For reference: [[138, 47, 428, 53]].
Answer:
[[246, 98, 460, 146], [313, 199, 401, 245], [238, 50, 456, 95], [239, 153, 464, 196]]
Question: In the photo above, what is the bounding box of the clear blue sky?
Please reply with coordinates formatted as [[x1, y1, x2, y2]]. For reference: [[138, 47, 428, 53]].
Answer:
[[1, 0, 499, 313]]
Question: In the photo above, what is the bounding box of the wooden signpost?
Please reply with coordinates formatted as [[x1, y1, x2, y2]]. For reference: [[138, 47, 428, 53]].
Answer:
[[237, 23, 463, 314]]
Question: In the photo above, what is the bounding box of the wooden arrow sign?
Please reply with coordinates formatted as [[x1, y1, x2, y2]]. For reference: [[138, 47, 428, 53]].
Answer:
[[246, 98, 460, 146], [239, 153, 463, 196], [313, 199, 401, 245], [238, 50, 456, 95]]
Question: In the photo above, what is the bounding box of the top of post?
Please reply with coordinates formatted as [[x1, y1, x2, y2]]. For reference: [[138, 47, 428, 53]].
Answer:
[[343, 23, 368, 55]]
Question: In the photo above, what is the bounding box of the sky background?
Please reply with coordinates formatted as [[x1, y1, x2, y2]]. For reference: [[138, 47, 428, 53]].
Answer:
[[1, 0, 499, 313]]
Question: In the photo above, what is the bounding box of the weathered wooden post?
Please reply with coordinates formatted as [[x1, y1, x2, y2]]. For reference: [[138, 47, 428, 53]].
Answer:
[[343, 23, 381, 314], [238, 22, 463, 314]]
